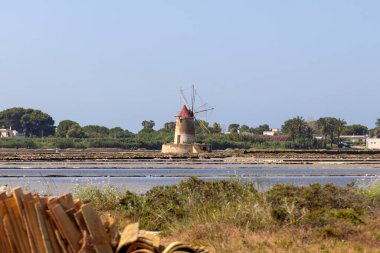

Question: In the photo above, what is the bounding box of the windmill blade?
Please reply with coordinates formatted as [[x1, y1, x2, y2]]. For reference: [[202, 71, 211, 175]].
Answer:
[[180, 88, 190, 109], [194, 108, 215, 114], [195, 117, 211, 134], [191, 84, 196, 113], [195, 103, 208, 111]]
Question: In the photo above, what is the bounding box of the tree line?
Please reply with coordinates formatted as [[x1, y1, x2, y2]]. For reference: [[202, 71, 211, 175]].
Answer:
[[1, 107, 380, 149]]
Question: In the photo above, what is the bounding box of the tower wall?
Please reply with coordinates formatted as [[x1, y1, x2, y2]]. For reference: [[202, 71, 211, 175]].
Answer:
[[174, 117, 196, 144]]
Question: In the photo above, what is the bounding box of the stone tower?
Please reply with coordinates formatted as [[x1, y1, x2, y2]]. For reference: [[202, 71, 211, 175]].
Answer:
[[174, 105, 196, 144]]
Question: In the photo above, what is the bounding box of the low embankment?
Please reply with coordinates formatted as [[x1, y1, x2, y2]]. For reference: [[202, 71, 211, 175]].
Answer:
[[1, 148, 380, 164]]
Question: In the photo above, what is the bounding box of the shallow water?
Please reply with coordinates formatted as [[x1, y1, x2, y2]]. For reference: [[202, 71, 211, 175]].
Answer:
[[1, 166, 380, 195]]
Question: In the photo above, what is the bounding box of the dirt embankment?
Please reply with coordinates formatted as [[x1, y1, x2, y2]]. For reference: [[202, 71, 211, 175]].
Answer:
[[1, 149, 380, 164]]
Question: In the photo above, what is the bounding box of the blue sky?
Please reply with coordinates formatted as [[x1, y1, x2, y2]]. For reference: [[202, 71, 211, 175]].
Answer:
[[1, 1, 379, 132]]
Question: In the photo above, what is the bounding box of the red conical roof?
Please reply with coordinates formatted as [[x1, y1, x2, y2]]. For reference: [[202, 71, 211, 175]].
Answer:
[[177, 105, 194, 118]]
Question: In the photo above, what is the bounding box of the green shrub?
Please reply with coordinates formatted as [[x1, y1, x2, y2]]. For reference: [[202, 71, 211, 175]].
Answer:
[[0, 138, 37, 149], [266, 183, 365, 226], [74, 184, 123, 211], [119, 177, 259, 231]]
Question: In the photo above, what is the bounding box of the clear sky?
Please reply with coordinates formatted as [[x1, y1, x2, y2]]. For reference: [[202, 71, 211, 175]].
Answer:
[[1, 1, 379, 132]]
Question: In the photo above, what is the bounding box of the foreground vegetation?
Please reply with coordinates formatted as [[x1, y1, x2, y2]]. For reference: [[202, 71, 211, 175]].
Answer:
[[75, 178, 380, 252]]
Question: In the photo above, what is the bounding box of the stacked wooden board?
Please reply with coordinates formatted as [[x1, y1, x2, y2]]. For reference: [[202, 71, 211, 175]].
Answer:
[[0, 187, 209, 253]]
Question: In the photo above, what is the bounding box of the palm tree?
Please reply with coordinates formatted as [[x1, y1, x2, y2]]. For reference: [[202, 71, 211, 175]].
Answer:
[[375, 118, 380, 137], [282, 116, 307, 141], [336, 118, 347, 147], [317, 117, 341, 148], [316, 118, 329, 148]]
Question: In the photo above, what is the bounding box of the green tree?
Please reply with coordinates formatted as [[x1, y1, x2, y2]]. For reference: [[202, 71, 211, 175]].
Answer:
[[343, 124, 368, 135], [317, 117, 340, 148], [336, 118, 347, 146], [374, 118, 380, 137], [164, 122, 176, 131], [251, 124, 270, 135], [141, 120, 155, 129], [20, 110, 55, 137], [66, 124, 85, 138], [195, 120, 211, 134], [56, 120, 80, 138], [282, 116, 309, 141], [228, 124, 240, 133], [212, 122, 222, 134], [0, 107, 27, 131], [109, 127, 134, 138], [316, 118, 329, 148], [239, 125, 250, 133], [0, 107, 55, 137], [82, 125, 110, 138]]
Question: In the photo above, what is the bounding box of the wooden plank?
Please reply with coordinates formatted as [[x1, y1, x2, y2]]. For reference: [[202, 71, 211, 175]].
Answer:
[[40, 196, 65, 253], [0, 203, 13, 253], [50, 204, 82, 252], [12, 187, 33, 253], [3, 214, 17, 253], [74, 210, 88, 233], [4, 197, 30, 253], [81, 203, 113, 253], [78, 231, 96, 253], [139, 231, 160, 248], [46, 208, 66, 239], [23, 194, 41, 253], [0, 239, 8, 253], [74, 199, 82, 211], [0, 191, 7, 201], [59, 193, 75, 211], [47, 197, 58, 209], [35, 201, 56, 253], [65, 207, 77, 224], [116, 222, 139, 253], [94, 244, 114, 253], [81, 203, 110, 244], [46, 217, 64, 253], [55, 229, 69, 253], [106, 218, 120, 249]]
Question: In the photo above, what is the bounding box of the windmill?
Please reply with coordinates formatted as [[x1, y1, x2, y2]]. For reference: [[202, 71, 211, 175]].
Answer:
[[179, 85, 214, 135], [162, 85, 214, 153]]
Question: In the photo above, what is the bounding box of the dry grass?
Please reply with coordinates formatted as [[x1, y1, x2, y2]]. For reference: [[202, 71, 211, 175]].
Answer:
[[164, 221, 380, 253], [76, 178, 380, 252]]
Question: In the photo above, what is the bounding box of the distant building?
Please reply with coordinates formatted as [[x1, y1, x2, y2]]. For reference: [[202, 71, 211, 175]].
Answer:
[[263, 128, 280, 136], [340, 135, 366, 143], [367, 138, 380, 149], [0, 128, 25, 138]]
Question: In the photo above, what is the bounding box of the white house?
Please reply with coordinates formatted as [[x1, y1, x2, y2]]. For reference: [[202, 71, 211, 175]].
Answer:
[[0, 128, 25, 138], [366, 138, 380, 149], [263, 131, 275, 136], [263, 128, 280, 136], [340, 135, 366, 143]]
